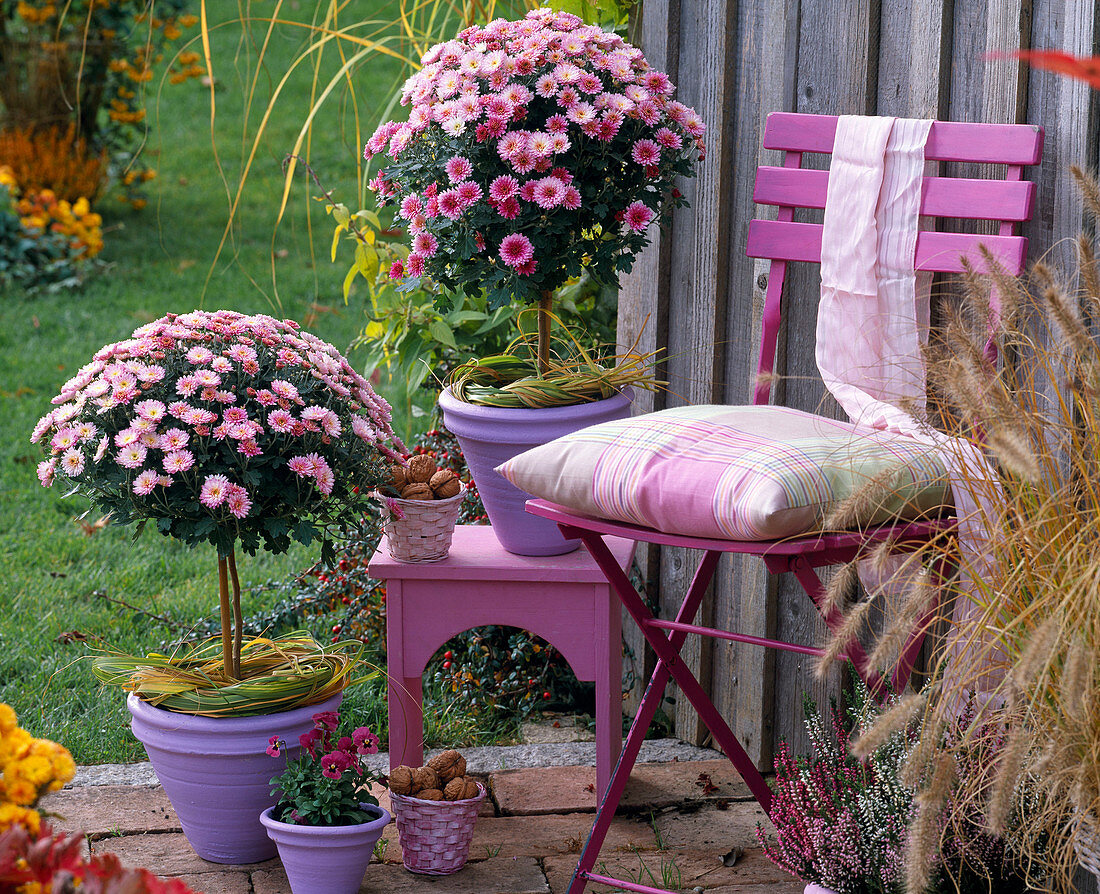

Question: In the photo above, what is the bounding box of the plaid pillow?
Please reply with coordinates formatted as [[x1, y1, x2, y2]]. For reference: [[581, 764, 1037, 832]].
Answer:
[[496, 404, 951, 541]]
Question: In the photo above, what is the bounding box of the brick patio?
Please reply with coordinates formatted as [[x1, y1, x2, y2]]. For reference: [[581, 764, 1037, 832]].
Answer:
[[40, 755, 804, 893]]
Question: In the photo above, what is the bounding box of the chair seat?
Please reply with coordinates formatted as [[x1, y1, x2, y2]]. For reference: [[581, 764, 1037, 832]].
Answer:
[[497, 404, 952, 542]]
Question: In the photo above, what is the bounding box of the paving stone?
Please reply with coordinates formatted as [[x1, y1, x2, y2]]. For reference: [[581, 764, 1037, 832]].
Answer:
[[542, 848, 802, 893], [379, 812, 657, 866], [90, 832, 274, 876], [652, 802, 772, 851], [170, 872, 254, 893], [40, 785, 179, 838], [490, 760, 754, 816], [256, 856, 549, 893]]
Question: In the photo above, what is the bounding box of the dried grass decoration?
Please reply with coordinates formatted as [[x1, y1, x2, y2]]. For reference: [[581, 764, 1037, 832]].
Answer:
[[91, 632, 362, 717], [819, 168, 1100, 892]]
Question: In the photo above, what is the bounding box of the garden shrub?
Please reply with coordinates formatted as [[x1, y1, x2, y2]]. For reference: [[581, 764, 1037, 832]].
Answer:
[[0, 124, 108, 201]]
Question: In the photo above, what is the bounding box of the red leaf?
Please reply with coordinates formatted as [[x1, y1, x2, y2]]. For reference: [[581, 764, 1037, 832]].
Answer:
[[995, 49, 1100, 89]]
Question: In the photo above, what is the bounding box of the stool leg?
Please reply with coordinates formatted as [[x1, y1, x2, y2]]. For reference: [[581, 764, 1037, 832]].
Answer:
[[387, 674, 424, 773], [595, 582, 622, 798]]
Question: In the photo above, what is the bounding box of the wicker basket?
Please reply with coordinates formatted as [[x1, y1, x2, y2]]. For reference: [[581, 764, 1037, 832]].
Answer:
[[390, 782, 485, 875], [377, 486, 465, 563], [1076, 812, 1100, 883]]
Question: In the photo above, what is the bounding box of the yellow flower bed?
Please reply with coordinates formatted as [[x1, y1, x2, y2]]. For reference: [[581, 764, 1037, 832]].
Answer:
[[0, 703, 75, 835], [1, 165, 105, 258]]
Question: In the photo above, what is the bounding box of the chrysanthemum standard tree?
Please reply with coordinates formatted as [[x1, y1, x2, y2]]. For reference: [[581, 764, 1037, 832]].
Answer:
[[31, 310, 404, 704], [364, 7, 705, 381]]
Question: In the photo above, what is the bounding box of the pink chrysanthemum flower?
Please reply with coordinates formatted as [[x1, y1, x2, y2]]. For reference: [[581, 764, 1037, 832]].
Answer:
[[497, 131, 526, 160], [51, 428, 77, 451], [132, 469, 160, 496], [631, 139, 661, 166], [566, 102, 596, 125], [444, 155, 473, 183], [200, 474, 231, 508], [623, 200, 655, 232], [193, 369, 221, 388], [535, 73, 558, 97], [271, 380, 299, 401], [185, 346, 214, 364], [315, 467, 335, 495], [159, 428, 189, 450], [163, 450, 195, 473], [456, 181, 483, 207], [499, 233, 535, 269], [546, 114, 569, 134], [223, 407, 249, 424], [412, 232, 439, 256], [562, 186, 582, 211], [225, 485, 252, 519], [399, 195, 423, 220], [238, 440, 263, 458], [489, 175, 519, 202], [37, 459, 56, 486], [405, 254, 426, 277], [60, 448, 85, 476], [287, 456, 314, 477], [496, 197, 521, 220], [114, 429, 140, 448], [438, 189, 465, 219], [268, 409, 295, 432], [116, 445, 147, 469], [532, 177, 567, 209], [227, 344, 258, 364], [656, 127, 683, 150]]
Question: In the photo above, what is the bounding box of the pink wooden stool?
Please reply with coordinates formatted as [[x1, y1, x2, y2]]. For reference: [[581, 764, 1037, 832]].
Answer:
[[367, 524, 635, 796]]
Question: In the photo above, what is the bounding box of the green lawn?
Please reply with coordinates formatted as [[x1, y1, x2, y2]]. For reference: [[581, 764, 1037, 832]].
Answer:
[[0, 0, 430, 763]]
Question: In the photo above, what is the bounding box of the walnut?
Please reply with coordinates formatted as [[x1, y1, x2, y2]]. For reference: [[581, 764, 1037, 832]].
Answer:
[[411, 765, 440, 791], [443, 777, 467, 801], [428, 749, 466, 783], [406, 454, 437, 483], [400, 483, 434, 501], [390, 464, 408, 490], [388, 765, 415, 795], [430, 469, 461, 499], [415, 788, 444, 801], [461, 779, 481, 800]]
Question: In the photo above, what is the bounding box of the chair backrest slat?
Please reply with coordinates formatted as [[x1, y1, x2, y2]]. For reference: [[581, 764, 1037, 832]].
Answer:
[[753, 166, 1035, 222], [762, 112, 1043, 165], [746, 112, 1044, 406]]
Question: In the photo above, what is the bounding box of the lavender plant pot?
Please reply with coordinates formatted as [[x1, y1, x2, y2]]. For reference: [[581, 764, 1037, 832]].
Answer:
[[805, 885, 839, 894], [261, 803, 391, 894], [438, 386, 632, 556], [127, 692, 342, 864]]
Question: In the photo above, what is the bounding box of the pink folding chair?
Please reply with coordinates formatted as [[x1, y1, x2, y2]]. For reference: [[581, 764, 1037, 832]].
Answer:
[[525, 112, 1044, 894]]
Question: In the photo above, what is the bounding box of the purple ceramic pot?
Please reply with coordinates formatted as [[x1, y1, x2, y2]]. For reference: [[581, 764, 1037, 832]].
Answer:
[[260, 803, 391, 894], [437, 386, 633, 556], [804, 885, 839, 894], [127, 692, 342, 864]]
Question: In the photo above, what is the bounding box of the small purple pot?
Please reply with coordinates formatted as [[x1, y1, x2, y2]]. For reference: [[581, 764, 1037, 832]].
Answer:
[[805, 885, 839, 894], [127, 692, 341, 864], [261, 803, 391, 894], [438, 386, 632, 556]]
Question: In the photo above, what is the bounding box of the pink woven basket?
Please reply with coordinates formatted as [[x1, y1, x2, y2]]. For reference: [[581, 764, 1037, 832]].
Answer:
[[390, 782, 486, 875], [377, 485, 465, 563]]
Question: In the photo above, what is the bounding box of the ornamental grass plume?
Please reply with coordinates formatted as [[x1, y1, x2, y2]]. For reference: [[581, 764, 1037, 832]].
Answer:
[[30, 310, 404, 706], [819, 169, 1100, 891], [365, 7, 704, 377]]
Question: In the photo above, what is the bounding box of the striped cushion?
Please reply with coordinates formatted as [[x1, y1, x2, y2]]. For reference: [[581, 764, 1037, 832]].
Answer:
[[496, 404, 952, 541]]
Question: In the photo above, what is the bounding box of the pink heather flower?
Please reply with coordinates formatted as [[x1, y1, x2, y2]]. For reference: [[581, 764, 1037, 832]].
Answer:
[[60, 448, 85, 476], [226, 485, 252, 519], [132, 470, 160, 495], [489, 175, 519, 202], [271, 380, 299, 401], [499, 233, 535, 269], [631, 139, 661, 166], [444, 155, 473, 183], [624, 200, 655, 233], [185, 346, 214, 364], [163, 450, 195, 473], [405, 253, 426, 277], [456, 181, 482, 206], [438, 189, 464, 219], [656, 127, 683, 150], [199, 474, 230, 508], [412, 232, 439, 256], [134, 400, 167, 422], [116, 445, 147, 469]]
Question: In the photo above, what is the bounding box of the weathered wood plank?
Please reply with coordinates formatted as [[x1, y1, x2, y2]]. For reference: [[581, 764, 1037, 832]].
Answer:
[[877, 0, 952, 117], [659, 0, 738, 745], [709, 0, 801, 771]]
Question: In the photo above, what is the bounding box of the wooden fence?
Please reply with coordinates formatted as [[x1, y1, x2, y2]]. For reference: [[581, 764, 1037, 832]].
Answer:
[[617, 0, 1098, 765]]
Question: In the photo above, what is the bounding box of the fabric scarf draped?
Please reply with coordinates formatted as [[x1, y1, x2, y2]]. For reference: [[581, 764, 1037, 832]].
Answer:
[[817, 115, 997, 696]]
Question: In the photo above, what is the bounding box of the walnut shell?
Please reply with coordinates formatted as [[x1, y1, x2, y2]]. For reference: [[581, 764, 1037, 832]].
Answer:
[[390, 464, 408, 490], [411, 766, 440, 791], [415, 788, 444, 801], [400, 483, 434, 501], [443, 777, 467, 801], [427, 750, 466, 783], [461, 779, 481, 800], [388, 765, 415, 795], [406, 454, 437, 483], [430, 469, 461, 499]]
